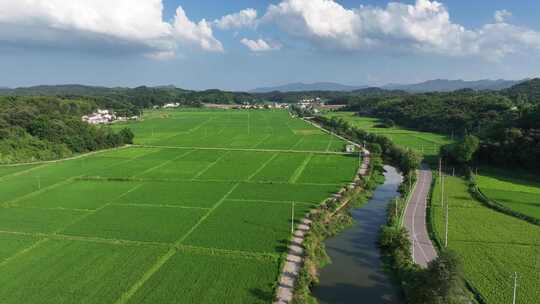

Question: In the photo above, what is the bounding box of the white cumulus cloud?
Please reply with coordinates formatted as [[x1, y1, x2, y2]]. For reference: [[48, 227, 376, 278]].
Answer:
[[240, 38, 281, 52], [214, 8, 258, 30], [0, 0, 223, 58], [261, 0, 540, 60], [494, 10, 512, 23], [173, 7, 223, 52]]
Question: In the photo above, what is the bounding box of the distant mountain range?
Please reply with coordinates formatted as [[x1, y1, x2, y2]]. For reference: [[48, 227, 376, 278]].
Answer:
[[0, 79, 528, 95], [250, 82, 369, 93], [251, 79, 524, 93]]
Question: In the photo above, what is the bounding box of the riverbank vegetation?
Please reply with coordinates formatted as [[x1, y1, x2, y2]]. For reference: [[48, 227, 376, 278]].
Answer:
[[294, 157, 385, 304]]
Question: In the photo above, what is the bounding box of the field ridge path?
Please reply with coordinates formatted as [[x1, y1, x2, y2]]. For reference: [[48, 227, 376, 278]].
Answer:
[[133, 149, 195, 177], [289, 153, 313, 184], [134, 144, 353, 155], [190, 150, 231, 180], [246, 152, 279, 181]]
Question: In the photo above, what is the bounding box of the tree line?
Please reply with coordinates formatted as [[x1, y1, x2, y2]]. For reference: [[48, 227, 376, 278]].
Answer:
[[0, 96, 133, 164]]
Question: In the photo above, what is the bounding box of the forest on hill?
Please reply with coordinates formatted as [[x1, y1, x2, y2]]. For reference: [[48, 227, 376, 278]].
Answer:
[[0, 84, 405, 106], [341, 79, 540, 170], [0, 96, 133, 164]]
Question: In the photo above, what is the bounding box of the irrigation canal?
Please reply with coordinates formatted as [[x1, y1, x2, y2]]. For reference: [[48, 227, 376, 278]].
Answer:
[[312, 166, 404, 304]]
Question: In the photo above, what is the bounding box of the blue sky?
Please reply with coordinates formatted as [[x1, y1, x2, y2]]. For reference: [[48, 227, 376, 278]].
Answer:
[[1, 0, 539, 91]]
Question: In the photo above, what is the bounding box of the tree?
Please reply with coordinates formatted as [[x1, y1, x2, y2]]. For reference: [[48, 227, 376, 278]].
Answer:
[[408, 250, 469, 304], [441, 135, 479, 165], [379, 226, 412, 269], [400, 149, 422, 174], [119, 128, 135, 144]]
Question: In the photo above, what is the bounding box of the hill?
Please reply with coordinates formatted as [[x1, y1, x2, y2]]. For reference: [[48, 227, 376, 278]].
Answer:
[[250, 82, 368, 93], [383, 79, 521, 93], [0, 84, 113, 96], [503, 78, 540, 102]]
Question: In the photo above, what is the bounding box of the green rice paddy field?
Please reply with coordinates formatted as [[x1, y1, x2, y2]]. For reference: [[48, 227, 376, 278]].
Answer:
[[475, 167, 540, 221], [325, 112, 454, 161], [432, 176, 540, 304], [0, 109, 358, 303]]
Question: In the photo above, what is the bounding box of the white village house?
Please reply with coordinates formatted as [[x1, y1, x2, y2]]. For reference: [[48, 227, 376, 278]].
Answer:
[[82, 109, 138, 125], [82, 109, 115, 125]]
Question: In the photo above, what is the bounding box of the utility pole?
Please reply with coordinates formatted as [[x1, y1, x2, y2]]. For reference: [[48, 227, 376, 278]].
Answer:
[[441, 174, 445, 208], [411, 235, 415, 263], [291, 202, 295, 235], [512, 272, 518, 304], [533, 239, 540, 299], [445, 200, 449, 248], [395, 199, 399, 222]]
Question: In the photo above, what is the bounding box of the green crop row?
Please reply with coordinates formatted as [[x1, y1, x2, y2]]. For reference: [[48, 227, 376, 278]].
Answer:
[[431, 175, 540, 304], [0, 109, 357, 303], [475, 167, 540, 221], [325, 112, 455, 159], [114, 109, 346, 152]]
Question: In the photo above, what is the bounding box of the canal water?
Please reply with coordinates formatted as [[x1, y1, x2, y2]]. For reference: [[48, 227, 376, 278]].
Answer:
[[312, 166, 404, 304]]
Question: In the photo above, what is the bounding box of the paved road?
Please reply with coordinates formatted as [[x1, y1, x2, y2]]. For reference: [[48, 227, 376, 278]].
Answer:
[[403, 165, 438, 268]]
